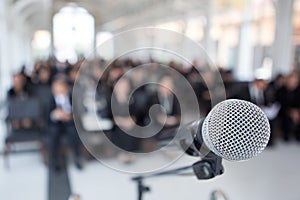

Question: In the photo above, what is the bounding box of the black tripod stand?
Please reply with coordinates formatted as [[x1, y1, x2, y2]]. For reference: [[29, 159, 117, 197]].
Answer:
[[131, 154, 224, 200]]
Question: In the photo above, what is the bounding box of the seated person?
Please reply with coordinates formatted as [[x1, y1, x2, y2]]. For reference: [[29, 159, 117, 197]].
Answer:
[[152, 75, 180, 140], [32, 67, 53, 124], [7, 73, 33, 130], [8, 73, 30, 99], [48, 78, 82, 170], [110, 77, 139, 163], [277, 72, 300, 141], [229, 78, 278, 146]]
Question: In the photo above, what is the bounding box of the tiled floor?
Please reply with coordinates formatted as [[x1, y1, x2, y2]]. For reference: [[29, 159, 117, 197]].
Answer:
[[0, 153, 47, 200], [1, 140, 299, 200]]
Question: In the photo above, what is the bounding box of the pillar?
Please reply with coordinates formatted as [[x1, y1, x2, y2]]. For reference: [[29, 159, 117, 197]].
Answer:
[[272, 0, 294, 76], [234, 0, 254, 81]]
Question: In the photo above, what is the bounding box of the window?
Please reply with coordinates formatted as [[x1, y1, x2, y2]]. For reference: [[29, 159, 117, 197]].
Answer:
[[96, 31, 114, 59], [32, 30, 51, 60], [53, 4, 95, 63]]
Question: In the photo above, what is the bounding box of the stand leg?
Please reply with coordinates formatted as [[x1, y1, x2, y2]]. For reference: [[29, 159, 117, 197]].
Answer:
[[136, 179, 150, 200], [138, 180, 143, 200], [132, 156, 223, 199]]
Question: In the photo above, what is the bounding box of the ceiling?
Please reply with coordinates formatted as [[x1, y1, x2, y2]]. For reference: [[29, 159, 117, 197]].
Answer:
[[9, 0, 213, 32], [9, 0, 250, 33]]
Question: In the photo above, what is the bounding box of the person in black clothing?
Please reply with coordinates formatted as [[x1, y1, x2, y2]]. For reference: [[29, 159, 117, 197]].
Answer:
[[7, 73, 33, 130], [48, 78, 82, 170], [130, 68, 150, 127], [194, 71, 221, 116], [32, 67, 53, 123], [151, 75, 180, 140], [110, 77, 139, 163], [52, 61, 71, 77], [277, 72, 300, 141], [229, 78, 277, 146], [7, 73, 31, 99], [229, 79, 269, 105]]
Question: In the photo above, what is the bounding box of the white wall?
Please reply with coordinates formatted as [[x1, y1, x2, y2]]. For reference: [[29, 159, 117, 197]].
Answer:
[[0, 0, 34, 100], [0, 0, 11, 100]]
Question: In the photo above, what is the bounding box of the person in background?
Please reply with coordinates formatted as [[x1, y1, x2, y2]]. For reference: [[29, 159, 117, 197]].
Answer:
[[68, 66, 79, 88], [52, 61, 71, 77], [130, 68, 150, 127], [110, 77, 139, 163], [220, 69, 234, 97], [32, 66, 53, 127], [277, 72, 300, 142], [48, 78, 82, 171], [152, 75, 180, 140], [6, 73, 33, 130], [197, 71, 214, 115], [229, 77, 278, 146], [7, 73, 31, 99], [270, 74, 285, 92]]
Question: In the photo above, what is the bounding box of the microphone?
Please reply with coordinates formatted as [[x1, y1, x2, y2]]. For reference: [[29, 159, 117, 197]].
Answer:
[[131, 99, 270, 183], [131, 100, 270, 183], [178, 99, 270, 179], [180, 99, 271, 161]]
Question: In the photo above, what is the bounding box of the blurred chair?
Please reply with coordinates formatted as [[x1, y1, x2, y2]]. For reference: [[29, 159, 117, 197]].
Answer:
[[3, 97, 46, 168]]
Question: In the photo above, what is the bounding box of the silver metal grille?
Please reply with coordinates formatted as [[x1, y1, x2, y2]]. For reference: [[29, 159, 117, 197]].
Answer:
[[202, 99, 270, 161]]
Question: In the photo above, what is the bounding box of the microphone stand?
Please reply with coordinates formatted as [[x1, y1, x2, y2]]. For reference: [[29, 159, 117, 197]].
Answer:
[[131, 155, 223, 200]]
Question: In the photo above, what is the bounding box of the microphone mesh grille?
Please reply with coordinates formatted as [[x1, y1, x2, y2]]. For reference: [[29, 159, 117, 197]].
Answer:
[[202, 99, 270, 161]]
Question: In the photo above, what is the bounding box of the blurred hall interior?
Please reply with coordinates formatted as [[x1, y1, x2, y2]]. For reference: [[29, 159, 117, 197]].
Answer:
[[1, 0, 300, 200]]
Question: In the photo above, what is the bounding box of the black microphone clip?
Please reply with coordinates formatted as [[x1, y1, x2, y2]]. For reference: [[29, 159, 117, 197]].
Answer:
[[180, 119, 224, 180], [192, 155, 224, 180]]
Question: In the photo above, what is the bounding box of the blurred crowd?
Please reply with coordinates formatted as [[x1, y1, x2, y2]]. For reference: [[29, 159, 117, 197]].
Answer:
[[4, 57, 300, 167]]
